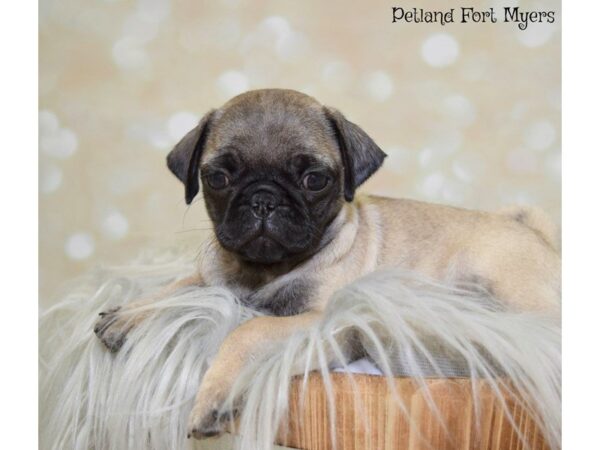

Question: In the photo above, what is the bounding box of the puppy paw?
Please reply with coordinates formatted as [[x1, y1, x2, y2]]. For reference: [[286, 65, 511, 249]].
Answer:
[[93, 307, 132, 352], [187, 390, 237, 440], [187, 408, 237, 440]]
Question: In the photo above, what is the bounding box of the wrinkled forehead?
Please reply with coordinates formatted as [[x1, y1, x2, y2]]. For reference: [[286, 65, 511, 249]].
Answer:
[[204, 96, 339, 167]]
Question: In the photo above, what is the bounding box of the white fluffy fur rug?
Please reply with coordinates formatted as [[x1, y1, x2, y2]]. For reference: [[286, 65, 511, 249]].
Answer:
[[39, 240, 561, 450]]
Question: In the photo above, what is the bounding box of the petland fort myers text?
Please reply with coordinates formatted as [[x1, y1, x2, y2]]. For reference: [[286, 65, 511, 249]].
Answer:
[[392, 6, 556, 30]]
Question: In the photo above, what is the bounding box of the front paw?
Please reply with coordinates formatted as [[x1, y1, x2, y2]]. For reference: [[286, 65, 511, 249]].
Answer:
[[187, 390, 237, 439], [94, 307, 131, 352]]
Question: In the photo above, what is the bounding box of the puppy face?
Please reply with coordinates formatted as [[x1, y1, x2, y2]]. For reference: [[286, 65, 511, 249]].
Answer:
[[167, 89, 386, 265], [201, 131, 343, 264]]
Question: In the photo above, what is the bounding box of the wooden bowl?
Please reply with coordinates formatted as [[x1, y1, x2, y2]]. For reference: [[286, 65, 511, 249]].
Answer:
[[274, 373, 550, 450]]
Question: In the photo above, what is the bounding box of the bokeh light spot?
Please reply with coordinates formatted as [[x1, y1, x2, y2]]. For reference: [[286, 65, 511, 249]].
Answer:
[[65, 233, 95, 260], [101, 210, 129, 240], [167, 112, 199, 142], [40, 163, 63, 194], [216, 70, 249, 99], [365, 71, 394, 102], [421, 33, 460, 68], [524, 120, 556, 151]]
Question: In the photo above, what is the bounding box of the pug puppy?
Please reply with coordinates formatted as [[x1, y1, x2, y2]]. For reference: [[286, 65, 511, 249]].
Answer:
[[94, 89, 560, 439]]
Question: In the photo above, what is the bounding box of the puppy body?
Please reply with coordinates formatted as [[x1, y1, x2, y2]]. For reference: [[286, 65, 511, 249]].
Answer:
[[184, 194, 559, 437], [94, 89, 560, 439], [201, 195, 560, 315]]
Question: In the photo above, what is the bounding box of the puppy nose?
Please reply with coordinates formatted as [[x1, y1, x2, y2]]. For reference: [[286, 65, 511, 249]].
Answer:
[[251, 190, 278, 218]]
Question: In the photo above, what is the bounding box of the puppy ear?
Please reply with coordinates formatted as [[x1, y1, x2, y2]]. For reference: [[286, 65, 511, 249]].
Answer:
[[166, 110, 215, 204], [324, 107, 387, 202]]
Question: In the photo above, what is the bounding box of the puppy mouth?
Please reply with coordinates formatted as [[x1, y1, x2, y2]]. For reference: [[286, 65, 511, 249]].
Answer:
[[215, 194, 317, 263], [241, 235, 285, 264], [232, 221, 288, 264], [218, 219, 305, 264]]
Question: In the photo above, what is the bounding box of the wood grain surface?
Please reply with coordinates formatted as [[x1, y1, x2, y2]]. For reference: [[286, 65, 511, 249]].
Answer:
[[273, 373, 550, 450]]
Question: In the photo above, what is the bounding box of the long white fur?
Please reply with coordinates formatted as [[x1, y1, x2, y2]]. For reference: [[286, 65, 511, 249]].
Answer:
[[40, 245, 560, 450]]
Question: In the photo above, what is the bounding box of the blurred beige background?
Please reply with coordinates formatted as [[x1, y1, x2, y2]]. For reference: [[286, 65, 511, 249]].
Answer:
[[39, 0, 561, 307]]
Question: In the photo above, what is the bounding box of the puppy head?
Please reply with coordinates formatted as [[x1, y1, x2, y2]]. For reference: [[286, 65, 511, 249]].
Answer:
[[167, 89, 386, 265]]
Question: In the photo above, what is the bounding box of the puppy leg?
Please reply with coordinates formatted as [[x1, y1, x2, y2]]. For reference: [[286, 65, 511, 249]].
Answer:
[[473, 238, 561, 313], [94, 273, 203, 352], [187, 311, 322, 439]]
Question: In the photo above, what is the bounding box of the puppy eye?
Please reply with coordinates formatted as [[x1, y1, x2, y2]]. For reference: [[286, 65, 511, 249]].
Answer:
[[302, 173, 329, 191], [206, 172, 229, 190]]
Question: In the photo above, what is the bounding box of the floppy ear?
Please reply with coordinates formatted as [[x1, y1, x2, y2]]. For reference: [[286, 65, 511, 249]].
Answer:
[[324, 107, 387, 202], [166, 110, 215, 204]]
